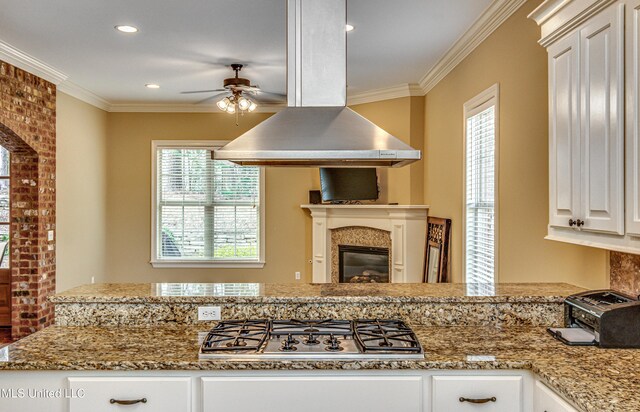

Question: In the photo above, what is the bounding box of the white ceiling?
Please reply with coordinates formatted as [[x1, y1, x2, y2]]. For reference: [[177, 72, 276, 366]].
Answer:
[[0, 0, 492, 105]]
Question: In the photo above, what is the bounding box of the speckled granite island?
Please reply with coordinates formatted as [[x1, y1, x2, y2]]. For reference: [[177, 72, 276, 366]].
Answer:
[[0, 283, 637, 412], [51, 282, 584, 327]]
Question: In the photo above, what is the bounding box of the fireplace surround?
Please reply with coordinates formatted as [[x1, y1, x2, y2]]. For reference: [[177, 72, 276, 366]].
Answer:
[[302, 204, 429, 283]]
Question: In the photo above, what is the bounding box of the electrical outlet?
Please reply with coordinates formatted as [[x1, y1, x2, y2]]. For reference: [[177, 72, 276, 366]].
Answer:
[[91, 276, 95, 284], [198, 306, 221, 321], [295, 271, 301, 280]]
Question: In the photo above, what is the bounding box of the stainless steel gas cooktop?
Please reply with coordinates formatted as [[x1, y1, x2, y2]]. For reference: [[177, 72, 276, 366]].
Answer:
[[199, 319, 424, 360]]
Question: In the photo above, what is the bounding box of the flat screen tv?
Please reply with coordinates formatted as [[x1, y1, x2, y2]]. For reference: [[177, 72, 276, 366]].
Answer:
[[319, 168, 379, 203]]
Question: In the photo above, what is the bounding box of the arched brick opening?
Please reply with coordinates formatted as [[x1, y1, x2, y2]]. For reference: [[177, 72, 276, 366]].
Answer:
[[0, 61, 56, 339]]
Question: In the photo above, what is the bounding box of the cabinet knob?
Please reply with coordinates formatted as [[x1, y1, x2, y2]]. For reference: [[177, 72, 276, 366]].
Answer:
[[569, 219, 585, 228], [110, 398, 147, 405], [459, 396, 497, 404]]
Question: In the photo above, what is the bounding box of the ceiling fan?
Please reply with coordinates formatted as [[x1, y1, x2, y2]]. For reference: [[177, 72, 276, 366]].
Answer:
[[181, 63, 285, 116]]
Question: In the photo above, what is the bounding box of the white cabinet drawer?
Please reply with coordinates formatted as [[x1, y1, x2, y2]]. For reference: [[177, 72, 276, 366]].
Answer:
[[202, 376, 423, 412], [432, 375, 523, 412], [534, 380, 578, 412], [68, 377, 190, 412]]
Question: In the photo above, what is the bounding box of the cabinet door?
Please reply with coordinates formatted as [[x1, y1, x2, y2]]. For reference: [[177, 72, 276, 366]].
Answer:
[[68, 377, 191, 412], [580, 3, 625, 234], [202, 376, 423, 412], [534, 381, 578, 412], [432, 375, 523, 412], [626, 0, 640, 235], [548, 33, 581, 229]]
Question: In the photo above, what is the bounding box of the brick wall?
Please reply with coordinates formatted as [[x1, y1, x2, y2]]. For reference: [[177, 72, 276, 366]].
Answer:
[[0, 60, 56, 339]]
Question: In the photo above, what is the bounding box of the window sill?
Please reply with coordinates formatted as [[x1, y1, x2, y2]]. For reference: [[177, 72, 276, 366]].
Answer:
[[150, 260, 265, 269]]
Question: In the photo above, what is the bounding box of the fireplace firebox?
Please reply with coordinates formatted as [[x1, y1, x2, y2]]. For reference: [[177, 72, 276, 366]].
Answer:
[[338, 245, 390, 283]]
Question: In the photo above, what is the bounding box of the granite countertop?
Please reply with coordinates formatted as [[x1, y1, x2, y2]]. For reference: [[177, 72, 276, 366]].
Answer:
[[50, 282, 585, 304], [0, 324, 636, 412]]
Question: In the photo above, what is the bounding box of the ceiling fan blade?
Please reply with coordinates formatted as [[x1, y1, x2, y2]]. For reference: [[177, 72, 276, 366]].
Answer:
[[256, 91, 286, 98], [251, 95, 286, 104], [195, 93, 228, 105], [180, 88, 227, 94]]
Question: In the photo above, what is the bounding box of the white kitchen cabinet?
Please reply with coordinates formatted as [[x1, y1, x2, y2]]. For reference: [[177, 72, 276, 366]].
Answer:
[[431, 375, 523, 412], [548, 31, 581, 230], [530, 0, 640, 251], [68, 377, 191, 412], [579, 4, 625, 234], [534, 380, 578, 412], [201, 375, 424, 412], [545, 3, 624, 235], [626, 0, 640, 235]]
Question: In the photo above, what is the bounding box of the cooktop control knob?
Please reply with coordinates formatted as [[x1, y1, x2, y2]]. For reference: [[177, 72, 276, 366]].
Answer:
[[304, 333, 320, 345], [324, 334, 344, 352]]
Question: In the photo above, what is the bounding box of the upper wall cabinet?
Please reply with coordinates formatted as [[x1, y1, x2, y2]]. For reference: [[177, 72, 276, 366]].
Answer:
[[531, 0, 640, 253]]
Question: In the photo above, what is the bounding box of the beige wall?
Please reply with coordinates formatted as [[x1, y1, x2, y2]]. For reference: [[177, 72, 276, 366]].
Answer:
[[56, 92, 108, 291], [423, 0, 608, 288], [350, 97, 425, 204], [103, 105, 421, 285], [105, 112, 316, 283]]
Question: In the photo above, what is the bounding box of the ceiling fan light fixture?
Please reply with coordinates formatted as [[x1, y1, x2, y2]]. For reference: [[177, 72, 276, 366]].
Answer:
[[248, 101, 257, 112], [226, 104, 236, 114], [216, 97, 231, 111], [237, 97, 251, 111]]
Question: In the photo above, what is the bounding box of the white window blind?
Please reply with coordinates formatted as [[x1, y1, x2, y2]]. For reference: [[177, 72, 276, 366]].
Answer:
[[154, 144, 262, 265], [464, 86, 498, 284]]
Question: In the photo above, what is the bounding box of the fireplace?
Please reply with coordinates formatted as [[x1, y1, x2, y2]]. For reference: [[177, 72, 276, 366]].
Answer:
[[338, 245, 390, 283], [302, 204, 429, 283]]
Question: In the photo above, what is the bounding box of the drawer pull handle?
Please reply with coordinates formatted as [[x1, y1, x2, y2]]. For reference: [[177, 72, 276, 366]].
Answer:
[[459, 396, 497, 404], [110, 398, 147, 405]]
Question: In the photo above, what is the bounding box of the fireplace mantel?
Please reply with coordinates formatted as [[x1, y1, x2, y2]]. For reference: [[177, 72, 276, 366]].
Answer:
[[301, 204, 430, 283]]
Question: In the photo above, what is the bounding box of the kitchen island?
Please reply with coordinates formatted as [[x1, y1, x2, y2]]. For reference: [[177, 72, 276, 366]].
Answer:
[[0, 282, 636, 412]]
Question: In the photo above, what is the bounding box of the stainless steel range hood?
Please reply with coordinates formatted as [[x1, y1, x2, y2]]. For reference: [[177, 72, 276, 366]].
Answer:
[[214, 0, 421, 167]]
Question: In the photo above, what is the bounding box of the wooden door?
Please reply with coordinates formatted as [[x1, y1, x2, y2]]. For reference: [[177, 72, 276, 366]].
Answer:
[[548, 33, 581, 229], [580, 3, 625, 234]]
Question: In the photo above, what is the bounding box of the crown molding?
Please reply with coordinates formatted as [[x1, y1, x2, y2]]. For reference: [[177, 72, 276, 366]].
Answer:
[[347, 83, 423, 106], [107, 103, 284, 113], [57, 81, 111, 111], [0, 40, 68, 85], [532, 0, 617, 47], [528, 0, 573, 25], [418, 0, 528, 94]]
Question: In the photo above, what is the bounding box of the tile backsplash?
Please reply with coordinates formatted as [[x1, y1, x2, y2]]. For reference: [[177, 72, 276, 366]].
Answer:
[[610, 252, 640, 297]]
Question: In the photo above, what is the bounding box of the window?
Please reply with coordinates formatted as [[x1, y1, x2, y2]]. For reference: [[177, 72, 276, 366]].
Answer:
[[463, 84, 499, 284], [151, 141, 264, 268]]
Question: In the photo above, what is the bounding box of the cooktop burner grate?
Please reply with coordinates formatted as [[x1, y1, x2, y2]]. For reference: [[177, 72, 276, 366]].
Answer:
[[199, 318, 424, 359], [271, 319, 352, 336], [201, 319, 269, 353], [353, 319, 422, 353]]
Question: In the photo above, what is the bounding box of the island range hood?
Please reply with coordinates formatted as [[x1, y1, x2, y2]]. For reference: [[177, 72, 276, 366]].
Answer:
[[214, 0, 422, 167]]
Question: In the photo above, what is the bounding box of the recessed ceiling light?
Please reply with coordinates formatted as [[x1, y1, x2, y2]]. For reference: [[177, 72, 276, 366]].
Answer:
[[145, 84, 160, 89], [346, 24, 355, 32], [115, 25, 138, 33]]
